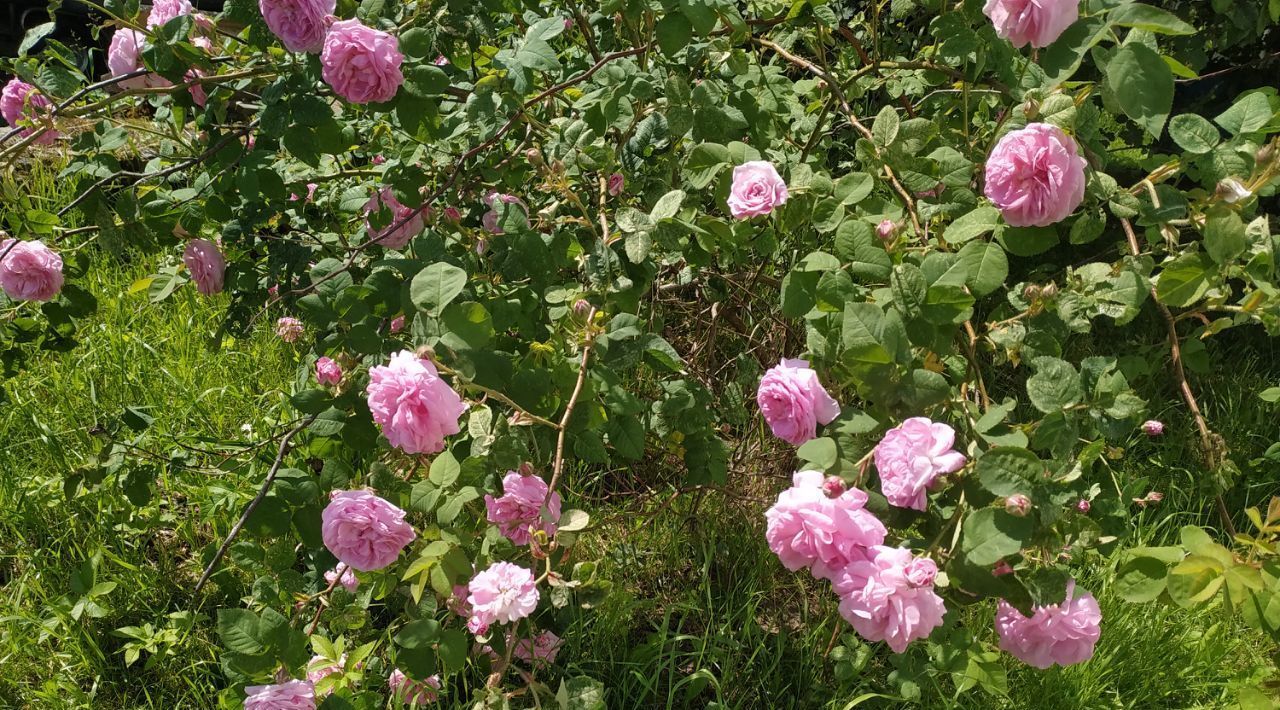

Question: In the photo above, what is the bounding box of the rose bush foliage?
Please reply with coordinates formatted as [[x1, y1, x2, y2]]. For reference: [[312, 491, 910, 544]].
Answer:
[[2, 0, 1280, 705]]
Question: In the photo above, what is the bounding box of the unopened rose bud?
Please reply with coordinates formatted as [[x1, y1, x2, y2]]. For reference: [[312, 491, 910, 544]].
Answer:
[[822, 476, 846, 498], [414, 344, 435, 361], [1022, 283, 1042, 301], [525, 148, 543, 167], [372, 154, 385, 165], [518, 461, 535, 477], [433, 55, 449, 66], [1022, 98, 1040, 120], [1142, 419, 1164, 437], [1004, 493, 1032, 517], [572, 298, 591, 318], [389, 315, 406, 333], [1216, 178, 1251, 204], [1147, 491, 1163, 503], [876, 219, 897, 241], [992, 559, 1013, 577], [1039, 282, 1058, 299], [607, 172, 625, 197], [1256, 144, 1275, 166], [1076, 499, 1091, 514]]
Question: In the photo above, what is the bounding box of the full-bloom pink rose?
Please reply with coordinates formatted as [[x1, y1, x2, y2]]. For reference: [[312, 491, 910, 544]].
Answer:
[[388, 669, 440, 705], [0, 239, 63, 302], [984, 123, 1086, 227], [244, 680, 315, 710], [481, 192, 527, 234], [146, 0, 193, 28], [1, 78, 56, 145], [366, 350, 466, 454], [467, 561, 539, 629], [364, 187, 424, 249], [315, 356, 342, 386], [873, 417, 967, 511], [727, 161, 788, 218], [513, 630, 562, 666], [983, 0, 1079, 49], [485, 471, 562, 545], [276, 316, 304, 342], [765, 470, 886, 580], [320, 489, 417, 571], [833, 546, 947, 653], [182, 238, 225, 295], [323, 563, 358, 591], [107, 30, 164, 91], [259, 0, 335, 53], [756, 358, 840, 446], [995, 580, 1101, 668], [320, 19, 404, 104]]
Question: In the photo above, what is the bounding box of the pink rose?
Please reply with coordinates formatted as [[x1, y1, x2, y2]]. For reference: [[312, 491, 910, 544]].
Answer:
[[995, 580, 1101, 668], [484, 471, 562, 545], [607, 173, 625, 196], [320, 489, 417, 572], [305, 654, 344, 694], [146, 0, 193, 29], [1, 78, 56, 146], [320, 19, 404, 104], [276, 316, 304, 342], [107, 30, 164, 91], [983, 0, 1079, 49], [513, 630, 562, 666], [182, 238, 225, 296], [388, 314, 406, 333], [873, 417, 967, 511], [0, 239, 63, 302], [366, 350, 466, 454], [727, 161, 788, 218], [323, 563, 358, 591], [467, 562, 539, 629], [875, 219, 896, 241], [387, 669, 440, 705], [765, 470, 886, 581], [364, 187, 424, 249], [433, 55, 449, 66], [186, 70, 207, 106], [259, 0, 335, 53], [822, 476, 846, 498], [442, 206, 461, 223], [243, 679, 315, 710], [1004, 493, 1032, 517], [1142, 419, 1164, 436], [481, 192, 527, 235], [1076, 498, 1091, 513], [756, 358, 840, 446], [315, 356, 342, 386], [833, 546, 947, 653], [984, 123, 1086, 228]]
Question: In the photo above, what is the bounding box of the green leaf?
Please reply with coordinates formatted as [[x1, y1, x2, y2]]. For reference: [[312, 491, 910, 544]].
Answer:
[[945, 206, 1001, 245], [429, 450, 460, 487], [650, 189, 686, 221], [410, 262, 467, 315], [680, 0, 719, 35], [1203, 207, 1246, 265], [834, 172, 874, 205], [835, 220, 892, 281], [872, 105, 900, 147], [1115, 551, 1178, 602], [1040, 16, 1113, 86], [514, 17, 564, 72], [841, 303, 892, 365], [1105, 43, 1174, 137], [557, 676, 607, 710], [217, 609, 264, 655], [437, 628, 469, 673], [1167, 114, 1220, 154], [1167, 555, 1225, 607], [975, 447, 1041, 497], [1026, 357, 1082, 413], [797, 437, 838, 470], [558, 509, 591, 532], [999, 226, 1059, 257], [655, 13, 693, 57], [961, 508, 1034, 566], [1108, 4, 1195, 35], [685, 143, 730, 189], [394, 619, 441, 649], [1214, 92, 1274, 136], [956, 241, 1008, 297], [1155, 253, 1214, 308], [18, 22, 56, 57]]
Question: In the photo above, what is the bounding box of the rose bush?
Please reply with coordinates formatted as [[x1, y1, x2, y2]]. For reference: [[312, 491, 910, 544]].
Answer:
[[2, 0, 1279, 705]]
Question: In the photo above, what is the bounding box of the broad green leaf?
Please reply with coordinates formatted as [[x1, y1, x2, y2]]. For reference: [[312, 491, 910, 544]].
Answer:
[[956, 241, 1008, 297], [975, 447, 1041, 497], [945, 206, 1001, 245], [1203, 207, 1246, 265], [1155, 253, 1214, 307], [1026, 357, 1082, 413], [1108, 4, 1195, 35], [1214, 92, 1273, 135], [872, 105, 900, 147], [1167, 114, 1220, 154], [835, 220, 892, 281], [961, 508, 1034, 566], [410, 262, 467, 315], [1105, 43, 1174, 137]]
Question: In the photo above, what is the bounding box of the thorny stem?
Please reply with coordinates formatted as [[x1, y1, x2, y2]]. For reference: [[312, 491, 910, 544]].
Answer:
[[545, 308, 600, 505]]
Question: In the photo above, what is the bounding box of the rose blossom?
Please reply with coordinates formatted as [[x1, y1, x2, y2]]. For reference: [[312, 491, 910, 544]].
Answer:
[[108, 29, 164, 91], [0, 239, 63, 302], [1004, 493, 1032, 517], [995, 580, 1101, 668], [388, 669, 440, 705], [481, 192, 528, 234], [323, 563, 358, 592], [756, 358, 841, 446], [727, 161, 788, 218], [305, 654, 344, 694], [873, 417, 967, 511], [764, 470, 886, 581], [822, 476, 846, 498], [1217, 178, 1252, 204], [467, 562, 539, 629], [276, 316, 304, 342], [607, 173, 625, 196], [433, 55, 449, 66], [1076, 499, 1091, 513], [320, 19, 404, 104], [388, 314, 406, 333], [366, 350, 466, 454], [321, 489, 417, 571], [1142, 419, 1164, 437], [984, 123, 1086, 228], [983, 0, 1079, 49], [315, 356, 342, 386], [514, 630, 562, 666], [875, 219, 896, 241], [1, 78, 56, 145], [833, 546, 947, 653], [484, 471, 562, 545], [243, 680, 315, 710], [146, 0, 193, 29], [364, 187, 425, 249], [182, 238, 226, 296], [992, 559, 1014, 576], [259, 0, 335, 53]]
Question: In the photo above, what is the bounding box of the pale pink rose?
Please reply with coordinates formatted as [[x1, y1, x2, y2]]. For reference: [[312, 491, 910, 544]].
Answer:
[[607, 173, 625, 196], [467, 562, 539, 629], [315, 356, 342, 386], [276, 316, 304, 342], [727, 161, 788, 218], [372, 154, 386, 165], [0, 239, 63, 302], [433, 55, 449, 66], [756, 358, 841, 446], [108, 29, 164, 91], [320, 19, 404, 104], [513, 630, 562, 666], [305, 654, 344, 694], [323, 563, 358, 591], [146, 0, 193, 29], [1076, 499, 1091, 513], [364, 187, 424, 249], [321, 489, 416, 572], [388, 314, 406, 333], [765, 470, 886, 581], [366, 350, 466, 454], [448, 583, 471, 619], [984, 123, 1086, 227], [833, 546, 947, 653], [873, 417, 967, 511], [305, 183, 318, 201], [1004, 493, 1032, 517], [185, 70, 207, 106], [481, 192, 527, 234], [1141, 419, 1164, 436], [259, 0, 335, 53], [243, 679, 315, 710], [484, 471, 562, 545], [983, 0, 1079, 49], [192, 13, 216, 36], [1, 78, 56, 145], [388, 669, 440, 705], [875, 219, 896, 241], [996, 580, 1101, 668], [442, 206, 461, 222], [182, 238, 225, 295]]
